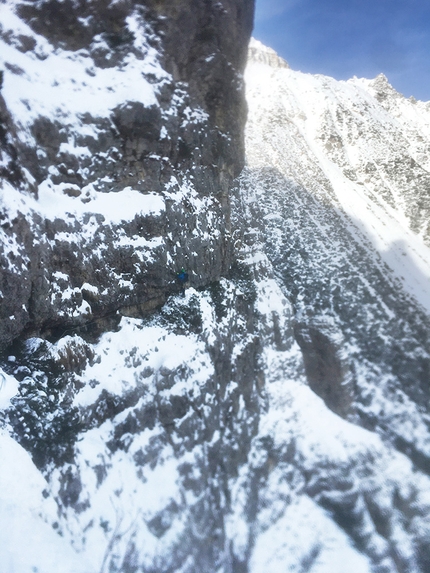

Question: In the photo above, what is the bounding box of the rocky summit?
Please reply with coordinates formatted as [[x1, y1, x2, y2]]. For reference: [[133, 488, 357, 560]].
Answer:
[[1, 5, 430, 573]]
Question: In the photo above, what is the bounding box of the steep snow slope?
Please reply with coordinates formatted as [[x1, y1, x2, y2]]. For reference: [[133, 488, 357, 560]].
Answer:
[[245, 40, 430, 313]]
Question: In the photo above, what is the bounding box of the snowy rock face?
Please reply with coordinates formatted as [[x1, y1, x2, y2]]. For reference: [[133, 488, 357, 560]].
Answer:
[[0, 0, 254, 347], [2, 273, 264, 572], [2, 14, 430, 573]]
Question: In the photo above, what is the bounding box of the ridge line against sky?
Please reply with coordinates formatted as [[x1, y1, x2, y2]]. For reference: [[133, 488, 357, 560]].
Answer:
[[253, 0, 430, 102]]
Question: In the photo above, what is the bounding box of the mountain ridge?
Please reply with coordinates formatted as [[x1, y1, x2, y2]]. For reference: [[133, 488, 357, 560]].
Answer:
[[246, 41, 430, 313]]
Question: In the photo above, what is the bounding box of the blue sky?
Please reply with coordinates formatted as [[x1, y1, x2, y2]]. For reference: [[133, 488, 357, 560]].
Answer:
[[253, 0, 430, 101]]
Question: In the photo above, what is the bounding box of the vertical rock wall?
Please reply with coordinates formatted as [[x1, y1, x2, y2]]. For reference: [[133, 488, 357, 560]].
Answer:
[[0, 0, 255, 349]]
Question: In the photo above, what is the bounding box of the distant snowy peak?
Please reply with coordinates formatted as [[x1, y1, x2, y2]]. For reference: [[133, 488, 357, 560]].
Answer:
[[248, 37, 289, 69], [353, 72, 429, 105], [359, 73, 406, 101]]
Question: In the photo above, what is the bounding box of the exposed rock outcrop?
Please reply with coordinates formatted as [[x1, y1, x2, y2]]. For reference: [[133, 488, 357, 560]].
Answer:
[[294, 317, 354, 418], [248, 37, 289, 68]]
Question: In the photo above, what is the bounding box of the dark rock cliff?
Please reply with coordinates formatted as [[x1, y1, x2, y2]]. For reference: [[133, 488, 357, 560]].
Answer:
[[0, 0, 254, 349]]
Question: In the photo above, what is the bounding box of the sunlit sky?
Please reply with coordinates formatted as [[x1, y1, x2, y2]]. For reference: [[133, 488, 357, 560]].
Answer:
[[253, 0, 430, 101]]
